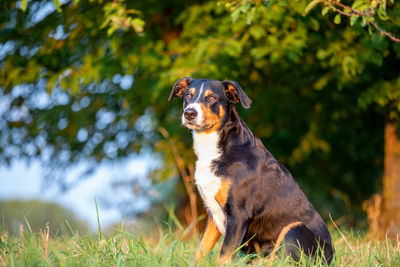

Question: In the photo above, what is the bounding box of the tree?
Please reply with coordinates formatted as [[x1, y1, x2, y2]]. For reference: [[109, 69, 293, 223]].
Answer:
[[1, 0, 398, 235], [0, 0, 187, 189], [306, 0, 400, 238], [306, 0, 400, 42], [230, 0, 400, 237]]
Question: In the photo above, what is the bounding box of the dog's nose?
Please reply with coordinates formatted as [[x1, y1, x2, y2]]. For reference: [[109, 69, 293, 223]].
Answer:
[[184, 109, 197, 120]]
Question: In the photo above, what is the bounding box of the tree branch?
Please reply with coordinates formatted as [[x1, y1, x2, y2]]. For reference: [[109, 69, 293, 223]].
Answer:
[[325, 0, 400, 43], [158, 127, 198, 236]]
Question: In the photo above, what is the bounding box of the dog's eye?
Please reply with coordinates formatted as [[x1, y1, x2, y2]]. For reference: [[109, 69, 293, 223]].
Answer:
[[207, 95, 217, 102], [185, 93, 192, 100]]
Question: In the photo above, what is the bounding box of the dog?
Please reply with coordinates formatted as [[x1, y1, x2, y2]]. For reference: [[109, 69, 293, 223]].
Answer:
[[168, 77, 334, 264]]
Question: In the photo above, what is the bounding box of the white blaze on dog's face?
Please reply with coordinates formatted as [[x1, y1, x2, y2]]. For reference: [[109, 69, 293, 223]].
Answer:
[[168, 77, 253, 236]]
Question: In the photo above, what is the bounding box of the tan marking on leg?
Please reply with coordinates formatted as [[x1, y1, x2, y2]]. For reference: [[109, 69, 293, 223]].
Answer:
[[195, 216, 221, 260], [214, 179, 232, 207], [268, 221, 303, 262]]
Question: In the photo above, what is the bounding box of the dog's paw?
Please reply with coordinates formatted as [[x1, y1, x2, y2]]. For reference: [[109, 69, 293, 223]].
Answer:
[[217, 254, 232, 266], [194, 250, 203, 260]]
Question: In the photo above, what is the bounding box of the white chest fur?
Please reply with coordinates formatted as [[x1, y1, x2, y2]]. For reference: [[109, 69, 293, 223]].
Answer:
[[193, 131, 226, 235]]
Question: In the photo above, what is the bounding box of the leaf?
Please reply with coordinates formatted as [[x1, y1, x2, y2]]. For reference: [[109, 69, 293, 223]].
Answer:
[[378, 4, 390, 21], [246, 7, 256, 25], [368, 24, 373, 35], [304, 0, 323, 16], [107, 25, 117, 36], [352, 0, 365, 9], [334, 14, 341, 24], [20, 0, 28, 11], [287, 50, 299, 62], [350, 15, 359, 26], [278, 0, 288, 7], [53, 0, 62, 12], [313, 75, 330, 90], [249, 25, 265, 40], [361, 16, 368, 27], [250, 47, 269, 59], [354, 4, 369, 13], [224, 39, 242, 57], [69, 76, 80, 95], [378, 13, 390, 21], [132, 18, 145, 33], [322, 6, 330, 16], [46, 76, 58, 94], [240, 2, 251, 13], [231, 8, 241, 23]]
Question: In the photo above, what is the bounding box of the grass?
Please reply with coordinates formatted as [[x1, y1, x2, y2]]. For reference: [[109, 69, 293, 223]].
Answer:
[[1, 218, 400, 267]]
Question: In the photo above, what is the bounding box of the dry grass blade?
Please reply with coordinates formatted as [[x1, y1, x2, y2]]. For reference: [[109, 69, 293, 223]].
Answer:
[[40, 222, 50, 260], [329, 213, 360, 264]]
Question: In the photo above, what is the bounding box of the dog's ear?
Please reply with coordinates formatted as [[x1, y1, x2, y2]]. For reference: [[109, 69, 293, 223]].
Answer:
[[168, 77, 194, 102], [222, 80, 252, 109]]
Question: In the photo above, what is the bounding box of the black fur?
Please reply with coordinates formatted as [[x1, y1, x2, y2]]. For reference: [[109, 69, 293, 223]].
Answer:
[[222, 80, 252, 109], [169, 78, 334, 264], [216, 107, 333, 262], [283, 224, 333, 262]]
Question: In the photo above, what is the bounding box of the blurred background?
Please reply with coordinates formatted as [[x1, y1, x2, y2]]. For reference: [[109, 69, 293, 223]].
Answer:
[[1, 0, 400, 239]]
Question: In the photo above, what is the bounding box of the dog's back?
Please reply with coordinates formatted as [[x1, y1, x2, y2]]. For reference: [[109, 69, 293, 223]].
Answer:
[[214, 110, 333, 263]]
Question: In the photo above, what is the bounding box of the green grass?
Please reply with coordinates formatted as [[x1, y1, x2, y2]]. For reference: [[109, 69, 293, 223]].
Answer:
[[0, 221, 399, 266]]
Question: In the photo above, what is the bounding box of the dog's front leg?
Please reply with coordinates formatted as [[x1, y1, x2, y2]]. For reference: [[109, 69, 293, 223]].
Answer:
[[195, 215, 221, 260], [218, 216, 248, 265]]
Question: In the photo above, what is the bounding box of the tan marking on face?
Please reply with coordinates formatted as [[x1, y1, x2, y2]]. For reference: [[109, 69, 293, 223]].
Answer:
[[189, 88, 196, 95], [204, 90, 212, 97], [175, 79, 191, 97], [268, 221, 303, 262], [214, 179, 231, 208], [225, 84, 239, 103], [195, 216, 221, 260], [200, 104, 225, 133]]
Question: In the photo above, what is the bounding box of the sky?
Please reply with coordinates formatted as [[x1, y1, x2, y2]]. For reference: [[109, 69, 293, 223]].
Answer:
[[0, 0, 159, 232], [0, 155, 154, 230]]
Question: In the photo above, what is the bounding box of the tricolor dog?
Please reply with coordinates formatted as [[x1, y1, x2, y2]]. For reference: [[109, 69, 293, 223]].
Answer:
[[168, 77, 334, 264]]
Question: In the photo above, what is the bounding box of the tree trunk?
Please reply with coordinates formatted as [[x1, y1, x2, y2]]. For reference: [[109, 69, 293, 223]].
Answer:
[[381, 121, 400, 238]]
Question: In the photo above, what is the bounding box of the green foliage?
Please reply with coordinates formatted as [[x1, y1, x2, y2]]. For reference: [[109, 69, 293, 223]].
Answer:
[[305, 0, 398, 41], [1, 0, 400, 223], [0, 200, 88, 235], [101, 0, 145, 36]]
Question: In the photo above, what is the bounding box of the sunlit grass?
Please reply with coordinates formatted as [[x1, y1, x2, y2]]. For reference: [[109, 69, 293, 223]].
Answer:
[[0, 218, 399, 266]]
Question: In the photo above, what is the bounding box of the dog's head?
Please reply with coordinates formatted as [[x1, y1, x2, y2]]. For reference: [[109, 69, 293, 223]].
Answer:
[[168, 77, 252, 132]]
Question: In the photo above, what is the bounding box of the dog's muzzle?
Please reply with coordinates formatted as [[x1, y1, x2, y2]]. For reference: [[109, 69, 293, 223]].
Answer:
[[184, 108, 197, 121]]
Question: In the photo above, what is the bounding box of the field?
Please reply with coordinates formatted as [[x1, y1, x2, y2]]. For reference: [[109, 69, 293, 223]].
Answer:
[[1, 219, 399, 267]]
